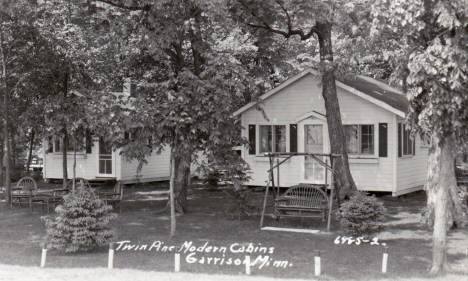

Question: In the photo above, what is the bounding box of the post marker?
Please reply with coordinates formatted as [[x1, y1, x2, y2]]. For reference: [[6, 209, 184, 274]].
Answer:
[[314, 250, 321, 276], [382, 246, 389, 273], [40, 244, 47, 268], [245, 253, 251, 275], [175, 246, 181, 272], [108, 243, 115, 269]]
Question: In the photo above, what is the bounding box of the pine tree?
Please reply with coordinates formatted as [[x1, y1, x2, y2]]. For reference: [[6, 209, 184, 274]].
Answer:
[[42, 183, 117, 252]]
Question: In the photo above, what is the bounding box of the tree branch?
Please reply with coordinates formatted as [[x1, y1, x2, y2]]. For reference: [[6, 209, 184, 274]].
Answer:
[[238, 0, 317, 40], [93, 0, 150, 11], [274, 0, 292, 31]]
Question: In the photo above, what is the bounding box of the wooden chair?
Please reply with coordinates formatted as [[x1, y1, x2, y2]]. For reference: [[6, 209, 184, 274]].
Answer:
[[11, 177, 37, 210], [100, 181, 123, 213]]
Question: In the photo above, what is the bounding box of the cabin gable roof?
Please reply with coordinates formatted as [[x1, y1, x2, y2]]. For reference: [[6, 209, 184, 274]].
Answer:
[[233, 68, 407, 118]]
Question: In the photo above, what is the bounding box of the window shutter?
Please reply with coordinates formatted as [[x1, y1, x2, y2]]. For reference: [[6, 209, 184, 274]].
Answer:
[[290, 124, 298, 153], [47, 136, 53, 153], [248, 125, 256, 155], [378, 123, 388, 157], [398, 123, 402, 157], [86, 130, 92, 154], [54, 138, 61, 153], [413, 137, 416, 156]]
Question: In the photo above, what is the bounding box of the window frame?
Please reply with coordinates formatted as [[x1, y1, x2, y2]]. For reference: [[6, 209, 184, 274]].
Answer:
[[52, 137, 87, 154], [259, 125, 287, 154], [344, 124, 376, 156], [401, 124, 414, 157]]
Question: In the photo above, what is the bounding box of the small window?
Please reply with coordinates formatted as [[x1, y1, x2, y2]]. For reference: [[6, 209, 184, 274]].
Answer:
[[260, 125, 286, 153], [53, 137, 86, 153], [344, 125, 374, 155], [401, 124, 414, 156]]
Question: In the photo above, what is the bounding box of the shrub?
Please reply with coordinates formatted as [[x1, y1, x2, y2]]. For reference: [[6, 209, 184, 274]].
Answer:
[[336, 192, 387, 237], [225, 179, 262, 220], [41, 183, 117, 252], [204, 169, 223, 188]]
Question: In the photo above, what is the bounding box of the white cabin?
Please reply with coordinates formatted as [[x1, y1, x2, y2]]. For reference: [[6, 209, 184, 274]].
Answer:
[[42, 83, 171, 184], [234, 68, 429, 196], [42, 139, 171, 185]]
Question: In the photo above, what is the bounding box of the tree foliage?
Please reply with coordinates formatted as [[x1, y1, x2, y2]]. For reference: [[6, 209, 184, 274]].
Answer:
[[371, 0, 468, 274]]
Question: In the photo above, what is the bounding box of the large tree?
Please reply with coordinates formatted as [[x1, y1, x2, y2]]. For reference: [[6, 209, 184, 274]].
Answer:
[[230, 0, 358, 199], [0, 0, 56, 202], [371, 0, 468, 274], [34, 0, 122, 188], [93, 0, 254, 236]]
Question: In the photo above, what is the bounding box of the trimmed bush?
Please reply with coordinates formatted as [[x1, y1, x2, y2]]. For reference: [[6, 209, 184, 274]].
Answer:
[[336, 192, 387, 237], [42, 183, 117, 252]]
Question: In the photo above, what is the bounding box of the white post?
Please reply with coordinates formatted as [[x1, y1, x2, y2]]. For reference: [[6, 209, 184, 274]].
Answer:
[[108, 243, 115, 269], [314, 250, 321, 276], [382, 246, 388, 273], [40, 244, 47, 268], [245, 254, 251, 275], [175, 246, 180, 272]]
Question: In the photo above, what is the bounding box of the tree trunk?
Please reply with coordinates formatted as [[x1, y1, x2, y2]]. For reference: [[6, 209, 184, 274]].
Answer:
[[424, 136, 467, 229], [425, 135, 467, 274], [169, 151, 176, 237], [26, 129, 35, 172], [73, 136, 76, 192], [0, 27, 11, 203], [0, 151, 3, 189], [316, 21, 357, 200], [427, 135, 456, 274], [62, 72, 69, 189], [62, 133, 68, 189], [175, 154, 191, 213]]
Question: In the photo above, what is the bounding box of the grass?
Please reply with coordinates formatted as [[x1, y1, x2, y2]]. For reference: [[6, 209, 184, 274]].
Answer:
[[0, 181, 467, 281]]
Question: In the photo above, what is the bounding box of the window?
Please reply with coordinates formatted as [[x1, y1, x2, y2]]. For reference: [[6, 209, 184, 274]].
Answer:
[[344, 125, 374, 155], [53, 137, 86, 153], [401, 124, 414, 156], [260, 125, 286, 153]]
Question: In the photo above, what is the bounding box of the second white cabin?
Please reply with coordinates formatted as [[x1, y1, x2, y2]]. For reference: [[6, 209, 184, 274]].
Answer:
[[234, 68, 429, 196]]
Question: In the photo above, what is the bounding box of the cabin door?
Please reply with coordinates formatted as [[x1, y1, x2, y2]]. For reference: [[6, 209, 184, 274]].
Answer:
[[301, 124, 326, 184], [97, 137, 114, 177]]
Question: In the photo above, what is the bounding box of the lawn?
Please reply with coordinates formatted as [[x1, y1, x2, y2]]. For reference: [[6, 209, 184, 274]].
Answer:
[[0, 180, 467, 281]]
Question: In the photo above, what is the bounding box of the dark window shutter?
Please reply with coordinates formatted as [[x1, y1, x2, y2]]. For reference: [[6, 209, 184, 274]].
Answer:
[[398, 123, 402, 157], [290, 124, 298, 153], [124, 131, 130, 140], [378, 123, 388, 157], [248, 125, 256, 155], [54, 138, 61, 153], [47, 136, 53, 153], [413, 137, 416, 156], [86, 131, 92, 154]]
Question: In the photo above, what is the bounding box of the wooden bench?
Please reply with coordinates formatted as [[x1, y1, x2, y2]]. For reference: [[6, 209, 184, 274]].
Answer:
[[275, 184, 329, 221]]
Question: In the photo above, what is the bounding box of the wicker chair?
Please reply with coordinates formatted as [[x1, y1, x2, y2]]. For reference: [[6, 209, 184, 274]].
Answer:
[[275, 184, 329, 221]]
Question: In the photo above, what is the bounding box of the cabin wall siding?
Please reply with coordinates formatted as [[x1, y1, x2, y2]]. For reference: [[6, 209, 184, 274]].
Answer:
[[121, 146, 171, 182], [396, 117, 429, 193], [43, 152, 99, 180], [43, 139, 171, 183], [241, 73, 397, 192]]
